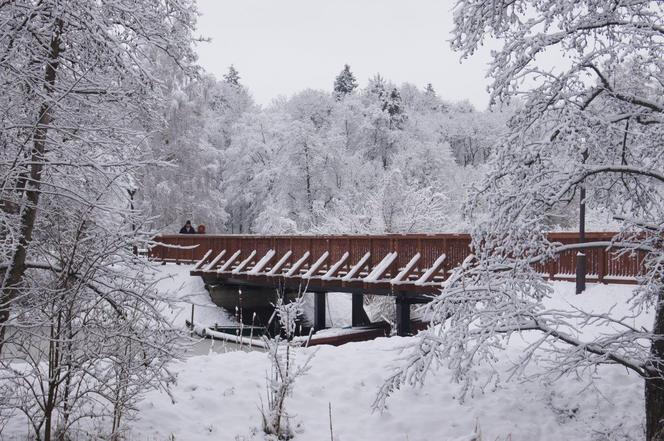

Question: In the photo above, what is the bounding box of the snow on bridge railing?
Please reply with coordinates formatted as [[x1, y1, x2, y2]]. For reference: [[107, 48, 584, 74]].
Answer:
[[149, 233, 643, 288]]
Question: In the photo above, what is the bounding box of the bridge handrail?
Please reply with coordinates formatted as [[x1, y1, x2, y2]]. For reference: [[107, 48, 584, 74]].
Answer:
[[149, 231, 642, 284]]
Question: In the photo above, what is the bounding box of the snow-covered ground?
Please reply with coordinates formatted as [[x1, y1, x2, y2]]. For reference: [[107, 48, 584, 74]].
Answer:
[[0, 264, 647, 440], [125, 267, 646, 441], [154, 264, 236, 328]]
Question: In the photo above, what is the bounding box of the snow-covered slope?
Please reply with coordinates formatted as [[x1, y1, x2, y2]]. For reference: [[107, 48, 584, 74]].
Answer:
[[128, 281, 646, 441], [154, 264, 236, 328]]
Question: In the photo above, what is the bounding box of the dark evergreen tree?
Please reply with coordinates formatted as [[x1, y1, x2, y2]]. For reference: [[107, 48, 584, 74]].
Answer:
[[424, 83, 436, 97], [333, 64, 358, 100], [383, 88, 406, 129], [224, 65, 241, 86]]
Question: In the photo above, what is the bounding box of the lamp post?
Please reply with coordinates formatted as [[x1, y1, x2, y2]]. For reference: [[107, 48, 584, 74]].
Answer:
[[575, 146, 588, 294], [127, 188, 137, 256]]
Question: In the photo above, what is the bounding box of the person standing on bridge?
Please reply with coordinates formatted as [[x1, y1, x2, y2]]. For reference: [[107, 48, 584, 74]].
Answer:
[[179, 220, 196, 234]]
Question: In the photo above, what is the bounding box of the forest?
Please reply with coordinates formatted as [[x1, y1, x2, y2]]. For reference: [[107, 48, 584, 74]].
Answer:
[[139, 64, 509, 235], [0, 0, 662, 440]]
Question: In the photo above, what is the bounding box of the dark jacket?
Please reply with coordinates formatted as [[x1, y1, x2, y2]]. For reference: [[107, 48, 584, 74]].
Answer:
[[179, 225, 196, 234]]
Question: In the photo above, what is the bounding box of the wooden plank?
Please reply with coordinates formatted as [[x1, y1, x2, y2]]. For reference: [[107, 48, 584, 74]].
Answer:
[[248, 249, 276, 274], [342, 252, 371, 281], [232, 250, 257, 274], [321, 252, 349, 280], [267, 250, 292, 275], [365, 252, 398, 282], [217, 250, 242, 273], [391, 252, 421, 284], [285, 252, 310, 277], [192, 250, 212, 271], [302, 251, 330, 279], [415, 253, 446, 285], [203, 250, 226, 272]]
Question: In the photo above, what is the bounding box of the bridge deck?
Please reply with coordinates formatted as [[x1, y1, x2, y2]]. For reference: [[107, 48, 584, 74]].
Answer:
[[151, 232, 641, 295]]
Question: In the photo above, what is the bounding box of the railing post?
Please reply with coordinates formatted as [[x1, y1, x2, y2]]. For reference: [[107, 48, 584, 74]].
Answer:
[[389, 238, 398, 279], [598, 247, 607, 284], [191, 238, 195, 263], [326, 237, 331, 271], [369, 237, 374, 270], [548, 258, 555, 280]]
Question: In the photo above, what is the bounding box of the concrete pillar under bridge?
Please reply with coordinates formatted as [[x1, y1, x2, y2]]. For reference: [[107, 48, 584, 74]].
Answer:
[[201, 278, 421, 337], [202, 281, 371, 333], [311, 292, 370, 332]]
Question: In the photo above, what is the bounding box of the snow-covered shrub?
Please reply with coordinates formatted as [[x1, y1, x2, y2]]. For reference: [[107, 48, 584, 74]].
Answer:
[[261, 294, 314, 440]]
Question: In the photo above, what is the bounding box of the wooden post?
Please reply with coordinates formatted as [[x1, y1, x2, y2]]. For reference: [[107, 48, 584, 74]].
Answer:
[[191, 238, 195, 263], [575, 147, 589, 294], [314, 292, 326, 331], [396, 293, 410, 337], [190, 304, 195, 335], [598, 247, 607, 284], [389, 238, 398, 279], [548, 256, 556, 280], [443, 237, 448, 274], [351, 293, 368, 327]]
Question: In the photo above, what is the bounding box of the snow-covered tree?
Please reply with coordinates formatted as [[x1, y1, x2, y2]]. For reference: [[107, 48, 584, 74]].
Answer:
[[443, 108, 509, 166], [139, 74, 254, 232], [219, 76, 489, 234], [0, 1, 198, 438], [224, 64, 241, 86], [333, 64, 358, 100], [261, 294, 314, 440], [378, 1, 664, 439]]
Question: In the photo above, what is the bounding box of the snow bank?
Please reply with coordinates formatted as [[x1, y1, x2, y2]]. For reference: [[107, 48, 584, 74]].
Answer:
[[153, 263, 236, 328], [128, 282, 645, 441]]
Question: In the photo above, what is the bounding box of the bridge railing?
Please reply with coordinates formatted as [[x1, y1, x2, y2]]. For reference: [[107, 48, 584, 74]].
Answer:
[[149, 232, 643, 285]]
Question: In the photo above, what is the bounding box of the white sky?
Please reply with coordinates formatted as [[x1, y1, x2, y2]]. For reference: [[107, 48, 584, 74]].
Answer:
[[195, 0, 495, 109]]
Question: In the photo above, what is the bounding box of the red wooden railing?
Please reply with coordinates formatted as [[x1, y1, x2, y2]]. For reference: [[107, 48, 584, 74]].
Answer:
[[149, 232, 643, 284]]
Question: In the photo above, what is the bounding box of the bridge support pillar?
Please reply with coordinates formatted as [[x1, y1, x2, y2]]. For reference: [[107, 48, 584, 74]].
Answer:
[[352, 293, 369, 327], [314, 292, 326, 331], [396, 293, 411, 337]]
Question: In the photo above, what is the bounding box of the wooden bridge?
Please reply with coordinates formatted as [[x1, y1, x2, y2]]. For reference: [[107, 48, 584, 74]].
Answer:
[[150, 232, 642, 336]]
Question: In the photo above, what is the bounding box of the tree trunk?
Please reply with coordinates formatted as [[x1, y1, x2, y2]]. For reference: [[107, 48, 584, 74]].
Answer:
[[646, 285, 664, 441], [0, 19, 62, 355]]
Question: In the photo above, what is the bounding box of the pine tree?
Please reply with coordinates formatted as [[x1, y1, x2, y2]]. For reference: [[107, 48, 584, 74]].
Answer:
[[224, 64, 241, 86], [333, 64, 358, 100], [424, 83, 436, 97], [383, 88, 405, 128]]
